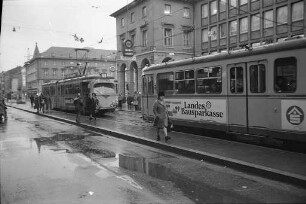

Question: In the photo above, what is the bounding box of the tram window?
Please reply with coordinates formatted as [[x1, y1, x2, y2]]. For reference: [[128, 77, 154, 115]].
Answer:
[[250, 64, 266, 93], [50, 86, 55, 96], [274, 57, 297, 93], [175, 70, 195, 94], [197, 66, 221, 94], [157, 72, 174, 94], [230, 67, 243, 93], [93, 83, 115, 94]]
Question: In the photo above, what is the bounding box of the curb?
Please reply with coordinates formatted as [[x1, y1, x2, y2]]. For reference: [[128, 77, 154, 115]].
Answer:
[[9, 105, 306, 188]]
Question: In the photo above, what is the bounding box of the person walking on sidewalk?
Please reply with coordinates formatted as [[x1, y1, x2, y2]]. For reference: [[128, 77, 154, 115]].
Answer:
[[92, 93, 99, 120], [118, 92, 123, 110], [34, 93, 40, 113], [153, 91, 171, 142], [74, 93, 83, 123], [30, 94, 34, 107], [86, 93, 94, 120], [133, 91, 139, 111]]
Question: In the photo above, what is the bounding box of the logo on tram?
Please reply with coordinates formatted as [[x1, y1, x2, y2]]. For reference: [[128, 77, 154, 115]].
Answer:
[[286, 106, 304, 125]]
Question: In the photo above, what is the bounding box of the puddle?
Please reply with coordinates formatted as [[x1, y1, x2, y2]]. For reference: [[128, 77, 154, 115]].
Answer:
[[118, 154, 256, 204]]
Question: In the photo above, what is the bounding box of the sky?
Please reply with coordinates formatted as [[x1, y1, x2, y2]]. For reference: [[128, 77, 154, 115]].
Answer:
[[0, 0, 128, 72]]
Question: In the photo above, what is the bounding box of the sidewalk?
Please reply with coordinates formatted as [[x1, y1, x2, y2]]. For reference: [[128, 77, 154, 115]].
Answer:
[[8, 102, 306, 187]]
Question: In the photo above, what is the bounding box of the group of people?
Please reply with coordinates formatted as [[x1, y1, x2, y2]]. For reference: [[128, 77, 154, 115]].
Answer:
[[30, 93, 51, 114], [74, 92, 99, 123], [117, 91, 141, 111]]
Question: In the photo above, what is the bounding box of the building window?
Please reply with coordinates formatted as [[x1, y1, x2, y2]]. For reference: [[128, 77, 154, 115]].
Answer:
[[210, 26, 217, 41], [130, 34, 135, 44], [130, 12, 135, 23], [62, 61, 65, 66], [220, 0, 226, 12], [277, 6, 288, 25], [292, 1, 304, 22], [264, 10, 273, 28], [183, 31, 191, 47], [202, 29, 208, 42], [44, 61, 48, 66], [53, 60, 56, 65], [250, 64, 266, 93], [121, 18, 125, 26], [239, 17, 248, 34], [53, 69, 57, 78], [142, 30, 147, 47], [240, 0, 248, 6], [220, 23, 227, 38], [274, 57, 297, 93], [197, 66, 222, 94], [230, 67, 244, 93], [43, 69, 49, 78], [230, 0, 237, 8], [183, 7, 190, 18], [201, 4, 208, 18], [251, 14, 260, 31], [164, 28, 173, 47], [164, 4, 171, 15], [61, 70, 65, 78], [210, 1, 217, 15], [142, 6, 147, 17], [229, 20, 237, 36]]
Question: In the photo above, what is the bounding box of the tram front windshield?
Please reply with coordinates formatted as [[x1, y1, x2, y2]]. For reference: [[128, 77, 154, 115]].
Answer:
[[93, 83, 115, 95]]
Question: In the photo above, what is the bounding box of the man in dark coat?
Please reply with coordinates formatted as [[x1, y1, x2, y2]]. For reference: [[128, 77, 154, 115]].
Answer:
[[74, 93, 83, 123]]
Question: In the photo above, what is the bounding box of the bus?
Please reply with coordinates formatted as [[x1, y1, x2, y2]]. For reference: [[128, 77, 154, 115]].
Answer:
[[142, 38, 306, 144]]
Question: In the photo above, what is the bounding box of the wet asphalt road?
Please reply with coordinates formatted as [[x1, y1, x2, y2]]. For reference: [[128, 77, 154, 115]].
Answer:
[[2, 108, 306, 204], [0, 108, 193, 204]]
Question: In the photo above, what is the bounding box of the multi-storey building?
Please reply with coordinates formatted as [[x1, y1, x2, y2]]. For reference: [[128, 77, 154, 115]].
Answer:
[[111, 0, 195, 96], [25, 43, 117, 95], [111, 0, 305, 97], [1, 66, 25, 100]]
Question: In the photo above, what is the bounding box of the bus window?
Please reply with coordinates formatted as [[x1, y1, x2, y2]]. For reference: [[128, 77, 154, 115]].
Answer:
[[157, 72, 174, 94], [197, 66, 222, 94], [274, 57, 296, 93], [174, 70, 195, 94], [250, 64, 266, 93], [230, 67, 243, 93]]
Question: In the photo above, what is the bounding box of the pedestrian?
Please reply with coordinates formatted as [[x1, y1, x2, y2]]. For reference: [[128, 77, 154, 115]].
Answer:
[[118, 92, 123, 110], [74, 93, 83, 123], [137, 92, 141, 111], [86, 93, 94, 120], [92, 93, 99, 120], [44, 93, 49, 113], [34, 93, 40, 113], [39, 93, 45, 113], [0, 94, 8, 120], [153, 91, 171, 142], [30, 94, 34, 107], [133, 91, 139, 111]]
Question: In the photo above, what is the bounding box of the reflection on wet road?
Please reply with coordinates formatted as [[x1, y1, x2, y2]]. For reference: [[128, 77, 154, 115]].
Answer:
[[0, 108, 193, 204]]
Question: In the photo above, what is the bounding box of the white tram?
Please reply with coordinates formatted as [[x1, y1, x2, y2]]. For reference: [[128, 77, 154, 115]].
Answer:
[[42, 75, 117, 115], [142, 38, 306, 143]]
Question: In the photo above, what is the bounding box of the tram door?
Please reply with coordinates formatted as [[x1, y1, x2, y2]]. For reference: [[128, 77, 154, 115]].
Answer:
[[227, 63, 248, 134], [142, 75, 154, 119]]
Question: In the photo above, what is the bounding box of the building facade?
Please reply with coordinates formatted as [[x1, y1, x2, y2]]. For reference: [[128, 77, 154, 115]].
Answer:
[[25, 43, 117, 95], [111, 0, 195, 97], [111, 0, 305, 97]]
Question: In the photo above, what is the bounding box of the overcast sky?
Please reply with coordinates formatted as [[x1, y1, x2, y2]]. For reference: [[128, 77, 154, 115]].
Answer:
[[0, 0, 128, 72]]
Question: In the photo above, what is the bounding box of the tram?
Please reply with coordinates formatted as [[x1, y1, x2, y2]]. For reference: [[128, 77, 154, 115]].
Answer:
[[42, 74, 117, 115], [142, 38, 306, 143]]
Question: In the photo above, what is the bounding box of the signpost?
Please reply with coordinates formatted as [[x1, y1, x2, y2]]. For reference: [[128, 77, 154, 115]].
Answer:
[[123, 40, 134, 57]]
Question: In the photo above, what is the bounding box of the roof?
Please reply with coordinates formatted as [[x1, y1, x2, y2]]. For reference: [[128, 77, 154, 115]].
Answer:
[[38, 47, 117, 60], [110, 0, 145, 17]]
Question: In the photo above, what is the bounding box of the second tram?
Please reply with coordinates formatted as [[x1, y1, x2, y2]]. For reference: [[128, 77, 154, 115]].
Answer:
[[42, 75, 117, 115]]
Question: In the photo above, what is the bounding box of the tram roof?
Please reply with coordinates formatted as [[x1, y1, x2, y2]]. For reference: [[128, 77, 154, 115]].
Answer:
[[42, 75, 115, 86], [143, 38, 306, 73]]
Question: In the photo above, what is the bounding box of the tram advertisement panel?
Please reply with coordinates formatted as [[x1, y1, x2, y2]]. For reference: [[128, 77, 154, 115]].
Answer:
[[281, 100, 306, 131], [164, 99, 227, 123]]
